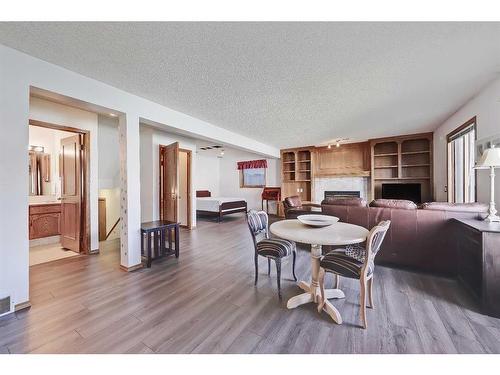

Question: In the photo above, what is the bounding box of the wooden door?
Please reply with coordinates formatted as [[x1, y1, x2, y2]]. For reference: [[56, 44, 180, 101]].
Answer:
[[98, 198, 107, 241], [60, 134, 83, 252], [159, 142, 179, 223]]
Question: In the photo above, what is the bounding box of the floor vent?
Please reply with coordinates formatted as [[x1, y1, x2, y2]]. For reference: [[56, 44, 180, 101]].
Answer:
[[0, 296, 11, 315]]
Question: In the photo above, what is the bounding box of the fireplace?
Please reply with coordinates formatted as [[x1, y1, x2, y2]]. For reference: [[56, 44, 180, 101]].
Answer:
[[324, 191, 361, 200], [382, 183, 421, 203]]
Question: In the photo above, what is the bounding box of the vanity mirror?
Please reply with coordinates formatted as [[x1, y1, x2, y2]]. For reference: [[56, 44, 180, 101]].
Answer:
[[29, 147, 52, 196]]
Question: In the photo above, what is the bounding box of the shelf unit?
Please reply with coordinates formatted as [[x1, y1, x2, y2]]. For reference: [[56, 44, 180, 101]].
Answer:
[[280, 147, 313, 202], [370, 133, 433, 202]]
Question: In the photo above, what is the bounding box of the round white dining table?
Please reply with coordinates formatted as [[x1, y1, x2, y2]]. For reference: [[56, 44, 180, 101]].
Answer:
[[270, 219, 369, 323]]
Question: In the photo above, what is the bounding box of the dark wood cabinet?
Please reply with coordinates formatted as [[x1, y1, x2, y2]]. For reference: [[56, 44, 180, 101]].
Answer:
[[454, 218, 500, 318], [29, 203, 61, 240]]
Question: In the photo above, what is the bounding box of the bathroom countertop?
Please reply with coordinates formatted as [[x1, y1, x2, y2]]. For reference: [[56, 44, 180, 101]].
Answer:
[[29, 201, 61, 206]]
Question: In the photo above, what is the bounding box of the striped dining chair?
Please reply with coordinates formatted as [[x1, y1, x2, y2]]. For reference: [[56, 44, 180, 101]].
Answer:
[[246, 210, 297, 299], [317, 220, 391, 329]]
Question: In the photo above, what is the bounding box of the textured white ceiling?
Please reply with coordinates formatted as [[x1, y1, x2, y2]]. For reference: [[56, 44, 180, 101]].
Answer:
[[1, 22, 500, 148]]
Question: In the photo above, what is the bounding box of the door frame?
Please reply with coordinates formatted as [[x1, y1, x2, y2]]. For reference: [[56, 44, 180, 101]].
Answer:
[[159, 144, 192, 229], [179, 148, 192, 229], [445, 116, 477, 203], [29, 119, 91, 254]]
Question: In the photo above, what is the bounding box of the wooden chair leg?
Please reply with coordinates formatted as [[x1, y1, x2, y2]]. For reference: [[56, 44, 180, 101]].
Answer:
[[367, 276, 374, 309], [254, 254, 259, 286], [317, 268, 327, 312], [292, 251, 297, 281], [334, 274, 340, 289], [359, 278, 367, 329], [276, 258, 282, 299], [267, 258, 271, 275]]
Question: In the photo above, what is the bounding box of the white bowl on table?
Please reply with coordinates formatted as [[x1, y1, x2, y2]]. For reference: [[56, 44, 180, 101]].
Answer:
[[297, 214, 339, 227]]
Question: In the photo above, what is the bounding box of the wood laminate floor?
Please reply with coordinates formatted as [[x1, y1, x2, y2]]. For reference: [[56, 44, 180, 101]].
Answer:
[[2, 214, 500, 354]]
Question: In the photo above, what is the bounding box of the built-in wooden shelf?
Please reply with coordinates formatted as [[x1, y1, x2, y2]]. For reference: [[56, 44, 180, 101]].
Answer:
[[374, 176, 430, 180], [280, 148, 313, 205], [373, 177, 431, 181], [370, 133, 433, 202], [401, 150, 430, 155], [399, 176, 431, 180]]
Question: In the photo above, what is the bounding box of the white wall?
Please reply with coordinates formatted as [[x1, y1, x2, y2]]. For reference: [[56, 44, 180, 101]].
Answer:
[[98, 114, 120, 189], [30, 97, 100, 251], [0, 43, 279, 314], [194, 152, 220, 196], [218, 148, 281, 214], [434, 77, 500, 208]]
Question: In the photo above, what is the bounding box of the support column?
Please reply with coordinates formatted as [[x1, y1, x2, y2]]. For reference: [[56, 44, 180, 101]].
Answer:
[[0, 74, 30, 313], [118, 113, 142, 271]]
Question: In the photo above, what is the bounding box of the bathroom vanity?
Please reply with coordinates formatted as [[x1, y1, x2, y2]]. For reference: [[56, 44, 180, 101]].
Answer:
[[29, 202, 61, 240]]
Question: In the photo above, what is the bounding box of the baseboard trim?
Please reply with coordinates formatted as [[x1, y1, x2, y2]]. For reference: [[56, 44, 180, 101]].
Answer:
[[14, 300, 31, 312], [120, 263, 143, 272]]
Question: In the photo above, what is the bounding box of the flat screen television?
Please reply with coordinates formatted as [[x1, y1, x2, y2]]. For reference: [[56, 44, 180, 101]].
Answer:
[[381, 183, 421, 204]]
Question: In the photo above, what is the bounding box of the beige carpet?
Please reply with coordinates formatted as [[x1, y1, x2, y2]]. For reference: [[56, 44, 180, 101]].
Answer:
[[29, 243, 79, 266]]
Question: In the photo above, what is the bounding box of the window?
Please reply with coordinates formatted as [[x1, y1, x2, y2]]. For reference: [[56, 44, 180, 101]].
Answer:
[[447, 117, 476, 203], [237, 159, 267, 188], [241, 168, 266, 188]]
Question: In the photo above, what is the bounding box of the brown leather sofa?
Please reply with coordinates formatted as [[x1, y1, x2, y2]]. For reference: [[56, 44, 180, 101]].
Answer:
[[285, 197, 488, 275]]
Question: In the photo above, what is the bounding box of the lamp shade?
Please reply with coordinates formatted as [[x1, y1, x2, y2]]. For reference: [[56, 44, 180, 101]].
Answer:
[[476, 146, 500, 167]]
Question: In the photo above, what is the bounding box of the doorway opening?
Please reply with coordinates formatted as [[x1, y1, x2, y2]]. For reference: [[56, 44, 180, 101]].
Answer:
[[159, 143, 192, 228], [28, 119, 91, 266]]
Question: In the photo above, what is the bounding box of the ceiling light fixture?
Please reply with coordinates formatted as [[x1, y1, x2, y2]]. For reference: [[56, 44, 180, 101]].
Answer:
[[29, 145, 44, 152], [109, 113, 117, 117]]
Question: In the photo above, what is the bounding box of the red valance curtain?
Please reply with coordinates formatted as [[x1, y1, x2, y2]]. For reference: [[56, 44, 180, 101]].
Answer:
[[237, 159, 267, 170]]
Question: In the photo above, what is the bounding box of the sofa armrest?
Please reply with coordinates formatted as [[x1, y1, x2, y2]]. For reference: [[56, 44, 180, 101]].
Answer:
[[303, 203, 322, 208]]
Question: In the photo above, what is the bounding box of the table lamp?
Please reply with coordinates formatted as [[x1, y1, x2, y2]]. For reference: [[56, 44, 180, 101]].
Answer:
[[476, 145, 500, 222]]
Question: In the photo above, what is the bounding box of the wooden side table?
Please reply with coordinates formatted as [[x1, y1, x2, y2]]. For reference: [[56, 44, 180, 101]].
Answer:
[[261, 187, 281, 215], [141, 220, 180, 268]]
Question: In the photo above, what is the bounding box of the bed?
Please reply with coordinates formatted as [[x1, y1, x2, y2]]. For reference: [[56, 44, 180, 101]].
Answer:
[[196, 190, 247, 222]]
